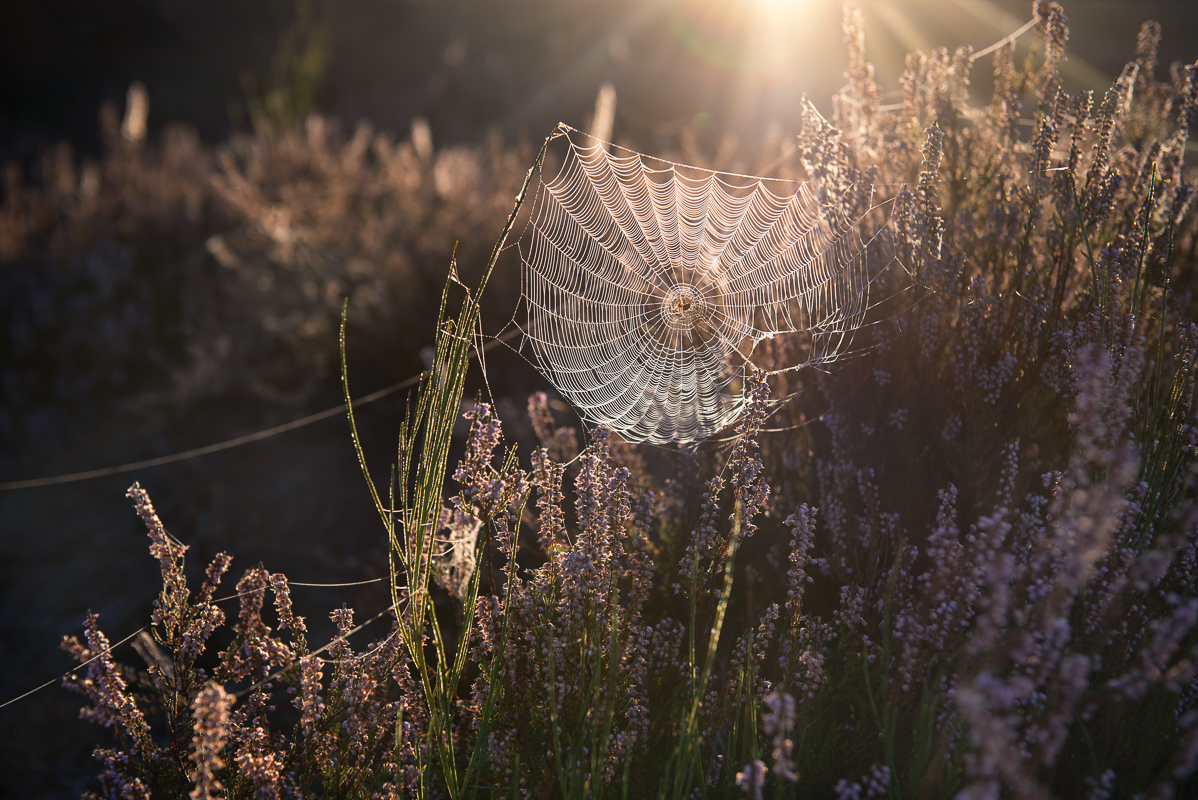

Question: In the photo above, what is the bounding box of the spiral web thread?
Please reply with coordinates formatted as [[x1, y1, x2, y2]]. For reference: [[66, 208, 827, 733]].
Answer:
[[513, 126, 896, 445]]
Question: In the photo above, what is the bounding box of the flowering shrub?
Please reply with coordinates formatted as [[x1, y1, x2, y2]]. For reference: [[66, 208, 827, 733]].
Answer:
[[59, 3, 1198, 798], [0, 103, 528, 477]]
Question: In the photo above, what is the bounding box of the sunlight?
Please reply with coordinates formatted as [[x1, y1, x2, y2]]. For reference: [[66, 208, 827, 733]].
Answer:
[[663, 0, 844, 134]]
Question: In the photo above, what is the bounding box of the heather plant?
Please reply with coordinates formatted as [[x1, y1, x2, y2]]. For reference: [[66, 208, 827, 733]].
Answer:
[[0, 107, 225, 471], [0, 90, 528, 478], [57, 3, 1198, 798]]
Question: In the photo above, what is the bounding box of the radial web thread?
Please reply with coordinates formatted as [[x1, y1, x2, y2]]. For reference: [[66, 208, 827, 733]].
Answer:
[[513, 126, 898, 445]]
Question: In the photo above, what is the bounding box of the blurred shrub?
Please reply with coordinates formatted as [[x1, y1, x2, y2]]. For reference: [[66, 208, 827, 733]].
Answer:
[[0, 115, 223, 469], [0, 99, 528, 476]]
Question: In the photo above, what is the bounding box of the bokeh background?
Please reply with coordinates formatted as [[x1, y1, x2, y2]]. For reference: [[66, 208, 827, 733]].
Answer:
[[5, 0, 1198, 166], [2, 1, 1197, 796]]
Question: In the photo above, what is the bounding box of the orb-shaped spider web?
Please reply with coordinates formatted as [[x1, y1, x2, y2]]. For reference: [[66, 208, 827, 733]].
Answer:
[[512, 126, 887, 445]]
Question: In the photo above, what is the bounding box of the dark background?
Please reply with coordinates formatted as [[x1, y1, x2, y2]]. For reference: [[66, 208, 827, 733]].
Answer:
[[6, 0, 1198, 166], [3, 1, 1198, 797]]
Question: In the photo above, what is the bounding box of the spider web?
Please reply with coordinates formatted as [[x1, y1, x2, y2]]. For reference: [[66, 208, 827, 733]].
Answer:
[[506, 125, 903, 446]]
